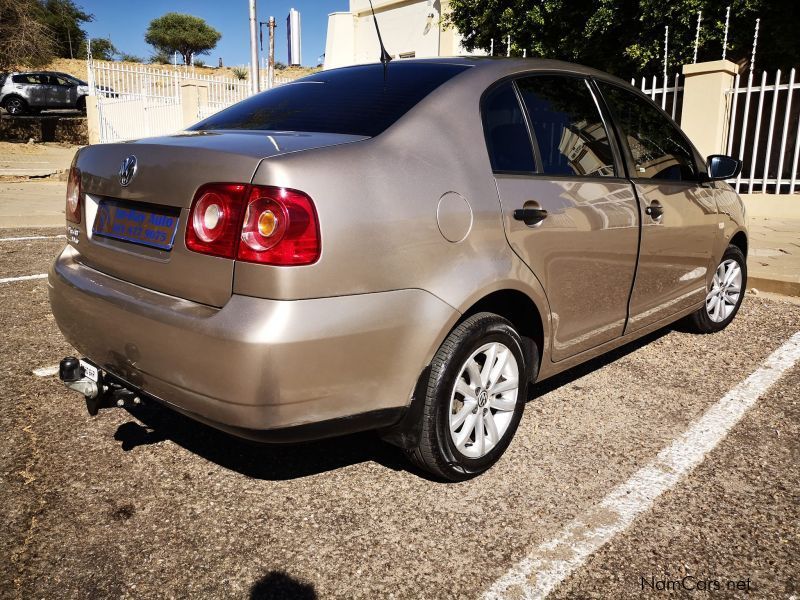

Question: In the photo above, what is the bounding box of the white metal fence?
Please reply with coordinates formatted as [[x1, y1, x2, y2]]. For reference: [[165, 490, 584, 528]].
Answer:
[[88, 60, 299, 143], [630, 74, 684, 121], [89, 62, 184, 143], [725, 69, 800, 194]]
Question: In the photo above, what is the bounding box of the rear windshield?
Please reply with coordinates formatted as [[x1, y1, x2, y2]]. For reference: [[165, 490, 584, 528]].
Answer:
[[190, 62, 470, 137]]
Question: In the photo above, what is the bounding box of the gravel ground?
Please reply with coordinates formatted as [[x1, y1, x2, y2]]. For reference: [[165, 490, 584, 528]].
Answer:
[[1, 228, 798, 599]]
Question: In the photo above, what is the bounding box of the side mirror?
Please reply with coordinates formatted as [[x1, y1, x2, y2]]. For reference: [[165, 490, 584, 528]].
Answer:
[[707, 154, 742, 181]]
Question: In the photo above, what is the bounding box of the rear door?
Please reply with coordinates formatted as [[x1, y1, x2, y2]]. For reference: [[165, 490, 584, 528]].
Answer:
[[596, 82, 719, 332], [487, 75, 640, 361], [49, 74, 76, 107]]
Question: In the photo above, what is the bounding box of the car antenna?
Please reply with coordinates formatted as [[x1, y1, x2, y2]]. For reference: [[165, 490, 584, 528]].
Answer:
[[368, 0, 392, 75]]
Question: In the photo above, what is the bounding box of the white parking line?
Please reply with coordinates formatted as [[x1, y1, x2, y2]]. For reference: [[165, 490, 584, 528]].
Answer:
[[0, 235, 65, 242], [485, 331, 800, 600], [32, 365, 59, 377], [0, 273, 48, 284]]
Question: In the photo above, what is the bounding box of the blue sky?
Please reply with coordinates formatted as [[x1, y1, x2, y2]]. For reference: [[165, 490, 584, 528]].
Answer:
[[82, 0, 349, 67]]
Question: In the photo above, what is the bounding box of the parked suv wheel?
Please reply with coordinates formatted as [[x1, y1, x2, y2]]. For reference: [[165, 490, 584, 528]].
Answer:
[[3, 96, 28, 116], [407, 312, 532, 481], [686, 244, 746, 333]]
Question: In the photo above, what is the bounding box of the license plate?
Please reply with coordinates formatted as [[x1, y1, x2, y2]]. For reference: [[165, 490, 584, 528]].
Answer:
[[80, 360, 98, 382], [93, 199, 180, 251]]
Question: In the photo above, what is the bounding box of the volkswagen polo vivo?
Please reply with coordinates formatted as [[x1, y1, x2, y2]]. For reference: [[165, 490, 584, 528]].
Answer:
[[49, 59, 747, 480]]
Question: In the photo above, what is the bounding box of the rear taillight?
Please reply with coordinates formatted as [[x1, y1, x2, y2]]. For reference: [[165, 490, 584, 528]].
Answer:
[[66, 165, 82, 223], [185, 183, 249, 258], [238, 186, 321, 265], [185, 183, 321, 266]]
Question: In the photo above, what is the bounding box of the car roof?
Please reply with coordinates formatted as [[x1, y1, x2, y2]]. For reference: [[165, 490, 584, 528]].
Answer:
[[328, 57, 633, 89]]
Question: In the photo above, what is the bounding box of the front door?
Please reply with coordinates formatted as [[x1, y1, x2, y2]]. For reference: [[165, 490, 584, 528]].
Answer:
[[597, 82, 720, 332], [484, 75, 639, 361]]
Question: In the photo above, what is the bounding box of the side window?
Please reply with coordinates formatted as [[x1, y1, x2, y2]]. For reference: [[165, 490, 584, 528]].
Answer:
[[481, 82, 536, 173], [12, 74, 42, 84], [599, 83, 697, 181], [516, 76, 616, 177]]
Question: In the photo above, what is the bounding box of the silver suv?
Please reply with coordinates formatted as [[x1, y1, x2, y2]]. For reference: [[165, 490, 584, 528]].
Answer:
[[0, 71, 89, 115]]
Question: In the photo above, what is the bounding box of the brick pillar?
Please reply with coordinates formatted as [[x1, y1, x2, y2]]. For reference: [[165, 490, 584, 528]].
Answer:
[[680, 60, 739, 158], [85, 96, 101, 145], [180, 80, 209, 128]]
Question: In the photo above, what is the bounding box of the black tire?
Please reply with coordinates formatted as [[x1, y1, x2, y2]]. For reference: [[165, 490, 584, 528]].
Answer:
[[685, 244, 747, 333], [3, 95, 28, 116], [406, 312, 533, 481]]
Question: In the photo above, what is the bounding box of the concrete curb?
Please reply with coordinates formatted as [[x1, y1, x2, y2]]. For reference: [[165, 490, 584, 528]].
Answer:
[[749, 276, 800, 298]]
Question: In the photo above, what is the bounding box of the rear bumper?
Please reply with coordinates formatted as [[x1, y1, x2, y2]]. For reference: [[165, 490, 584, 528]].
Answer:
[[49, 246, 457, 436]]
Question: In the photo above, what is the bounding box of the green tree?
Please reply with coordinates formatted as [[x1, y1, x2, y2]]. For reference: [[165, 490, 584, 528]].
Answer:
[[145, 13, 221, 65], [39, 0, 93, 59], [0, 0, 55, 69], [118, 52, 144, 63], [445, 0, 799, 76], [78, 36, 117, 61]]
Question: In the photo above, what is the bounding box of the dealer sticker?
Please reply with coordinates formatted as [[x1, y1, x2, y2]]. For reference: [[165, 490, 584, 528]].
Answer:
[[80, 360, 98, 382]]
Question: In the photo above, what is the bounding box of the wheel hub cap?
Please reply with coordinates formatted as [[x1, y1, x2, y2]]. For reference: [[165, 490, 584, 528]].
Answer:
[[706, 258, 742, 323], [448, 342, 520, 459]]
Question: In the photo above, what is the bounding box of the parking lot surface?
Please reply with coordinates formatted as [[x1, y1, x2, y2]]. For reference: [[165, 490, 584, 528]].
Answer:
[[1, 228, 798, 599]]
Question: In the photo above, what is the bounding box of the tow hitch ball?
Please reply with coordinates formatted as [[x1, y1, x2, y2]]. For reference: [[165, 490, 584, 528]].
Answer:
[[58, 357, 144, 416]]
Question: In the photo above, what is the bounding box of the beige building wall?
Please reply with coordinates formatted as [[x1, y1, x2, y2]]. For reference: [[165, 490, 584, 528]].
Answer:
[[324, 0, 484, 70]]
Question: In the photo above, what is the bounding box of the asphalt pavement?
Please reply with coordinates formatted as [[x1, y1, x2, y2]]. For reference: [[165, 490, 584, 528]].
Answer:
[[1, 228, 798, 599]]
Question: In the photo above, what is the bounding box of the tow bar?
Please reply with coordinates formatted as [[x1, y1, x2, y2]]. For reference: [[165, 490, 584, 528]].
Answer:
[[58, 356, 145, 416]]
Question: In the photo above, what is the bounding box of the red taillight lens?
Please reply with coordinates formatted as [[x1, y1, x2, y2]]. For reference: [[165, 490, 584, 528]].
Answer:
[[185, 183, 248, 258], [237, 186, 321, 265], [66, 165, 82, 223]]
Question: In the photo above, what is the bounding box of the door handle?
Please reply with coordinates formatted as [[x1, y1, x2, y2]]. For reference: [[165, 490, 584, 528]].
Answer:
[[645, 201, 664, 219], [513, 208, 548, 226]]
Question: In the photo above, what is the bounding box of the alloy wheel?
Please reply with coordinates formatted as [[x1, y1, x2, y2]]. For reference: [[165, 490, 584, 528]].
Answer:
[[706, 258, 742, 323], [448, 341, 519, 459]]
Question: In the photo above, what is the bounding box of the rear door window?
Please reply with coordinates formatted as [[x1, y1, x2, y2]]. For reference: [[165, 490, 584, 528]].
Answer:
[[598, 82, 698, 181], [12, 74, 45, 84], [516, 75, 617, 177], [191, 62, 470, 137], [481, 82, 536, 173]]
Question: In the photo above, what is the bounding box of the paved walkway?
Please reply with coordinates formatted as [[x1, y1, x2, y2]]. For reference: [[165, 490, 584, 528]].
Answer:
[[748, 216, 800, 296], [0, 142, 78, 178], [0, 181, 65, 228]]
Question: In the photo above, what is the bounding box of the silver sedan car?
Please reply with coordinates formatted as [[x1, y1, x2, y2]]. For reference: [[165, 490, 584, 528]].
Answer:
[[49, 58, 746, 480]]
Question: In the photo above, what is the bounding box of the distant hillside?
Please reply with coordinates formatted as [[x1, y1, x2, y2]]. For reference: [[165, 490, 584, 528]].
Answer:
[[25, 58, 319, 83]]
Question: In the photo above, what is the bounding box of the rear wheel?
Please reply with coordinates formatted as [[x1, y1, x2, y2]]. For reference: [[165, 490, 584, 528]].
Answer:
[[3, 96, 28, 116], [406, 312, 532, 481], [686, 244, 746, 333]]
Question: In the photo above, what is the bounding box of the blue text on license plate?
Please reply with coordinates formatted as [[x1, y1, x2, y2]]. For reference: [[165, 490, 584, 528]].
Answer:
[[93, 200, 180, 251]]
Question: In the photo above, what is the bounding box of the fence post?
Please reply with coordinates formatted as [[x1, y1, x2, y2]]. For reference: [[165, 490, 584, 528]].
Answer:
[[85, 96, 101, 144], [680, 60, 739, 158], [179, 79, 209, 128]]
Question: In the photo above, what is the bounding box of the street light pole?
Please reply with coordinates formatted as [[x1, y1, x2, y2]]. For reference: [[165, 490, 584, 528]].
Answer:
[[268, 17, 276, 89], [249, 0, 261, 93]]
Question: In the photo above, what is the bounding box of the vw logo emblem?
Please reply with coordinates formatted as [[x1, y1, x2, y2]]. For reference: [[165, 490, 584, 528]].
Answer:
[[118, 155, 137, 187], [477, 389, 488, 407]]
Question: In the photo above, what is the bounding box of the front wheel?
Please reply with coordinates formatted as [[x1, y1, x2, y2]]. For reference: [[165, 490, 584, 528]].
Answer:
[[406, 312, 532, 481], [3, 96, 28, 116], [686, 244, 746, 333]]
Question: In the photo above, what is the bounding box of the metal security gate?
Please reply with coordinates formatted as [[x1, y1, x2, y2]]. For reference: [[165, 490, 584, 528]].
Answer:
[[89, 60, 183, 143], [87, 59, 299, 143]]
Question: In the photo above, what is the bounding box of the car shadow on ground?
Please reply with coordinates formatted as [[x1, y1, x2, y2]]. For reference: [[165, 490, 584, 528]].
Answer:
[[114, 402, 409, 480], [249, 571, 317, 599], [112, 326, 673, 481]]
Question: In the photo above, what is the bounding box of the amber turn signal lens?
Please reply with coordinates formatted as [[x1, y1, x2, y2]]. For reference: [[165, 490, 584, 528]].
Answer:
[[257, 210, 278, 237]]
